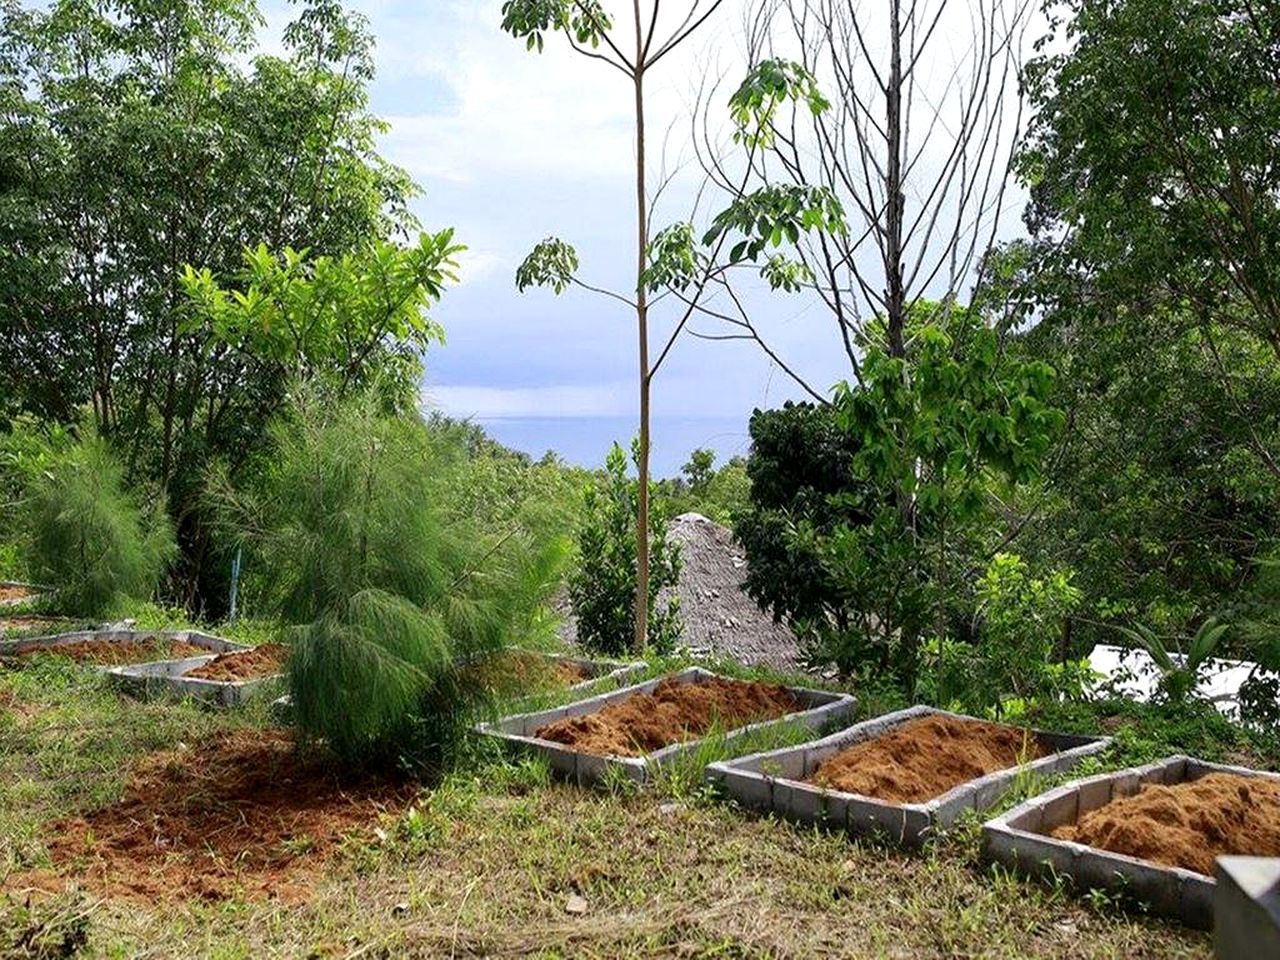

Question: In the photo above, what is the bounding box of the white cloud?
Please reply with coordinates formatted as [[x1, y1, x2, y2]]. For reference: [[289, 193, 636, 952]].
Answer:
[[423, 381, 633, 419], [367, 0, 747, 185], [451, 248, 504, 287]]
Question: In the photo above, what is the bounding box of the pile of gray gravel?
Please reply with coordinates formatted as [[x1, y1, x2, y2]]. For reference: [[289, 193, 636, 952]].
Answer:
[[554, 512, 801, 671]]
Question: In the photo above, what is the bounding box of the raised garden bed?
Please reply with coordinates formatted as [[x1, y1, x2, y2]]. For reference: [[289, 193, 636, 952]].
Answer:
[[705, 705, 1110, 847], [476, 666, 855, 785], [105, 643, 286, 707], [982, 755, 1280, 928], [0, 614, 79, 637], [472, 648, 646, 696], [0, 628, 247, 666], [0, 581, 46, 607]]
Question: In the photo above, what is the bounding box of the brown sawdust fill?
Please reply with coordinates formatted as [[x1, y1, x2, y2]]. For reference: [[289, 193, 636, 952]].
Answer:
[[465, 650, 590, 693], [13, 638, 208, 665], [534, 676, 799, 757], [807, 714, 1049, 803], [1052, 773, 1280, 876], [185, 642, 287, 681], [0, 584, 35, 604], [21, 728, 414, 902]]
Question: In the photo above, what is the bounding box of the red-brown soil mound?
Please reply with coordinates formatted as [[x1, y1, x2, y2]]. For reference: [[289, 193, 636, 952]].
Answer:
[[30, 729, 413, 901], [14, 639, 208, 665], [185, 643, 287, 681], [534, 676, 799, 757], [1052, 772, 1280, 876], [807, 714, 1049, 803]]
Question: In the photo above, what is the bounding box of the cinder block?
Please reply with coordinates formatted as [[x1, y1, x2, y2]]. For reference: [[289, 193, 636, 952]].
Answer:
[[1215, 857, 1280, 956]]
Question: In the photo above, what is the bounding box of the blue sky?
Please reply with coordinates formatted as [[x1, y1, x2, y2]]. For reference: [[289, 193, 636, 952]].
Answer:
[[262, 0, 1031, 475]]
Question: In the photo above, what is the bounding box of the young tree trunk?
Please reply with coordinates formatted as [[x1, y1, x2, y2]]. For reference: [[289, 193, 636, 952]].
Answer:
[[884, 0, 907, 359], [633, 25, 651, 655]]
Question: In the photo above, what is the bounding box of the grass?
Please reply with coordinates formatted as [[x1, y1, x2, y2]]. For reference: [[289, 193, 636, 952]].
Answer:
[[0, 646, 1219, 959]]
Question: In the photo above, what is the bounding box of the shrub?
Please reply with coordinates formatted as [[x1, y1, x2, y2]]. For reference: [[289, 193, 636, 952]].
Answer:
[[22, 432, 175, 616], [212, 395, 568, 772], [569, 442, 681, 656], [918, 553, 1085, 715], [734, 401, 866, 634]]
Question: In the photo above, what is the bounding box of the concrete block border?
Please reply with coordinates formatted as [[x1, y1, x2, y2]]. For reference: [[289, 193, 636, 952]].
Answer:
[[1215, 856, 1280, 957], [476, 666, 856, 786], [705, 705, 1110, 848], [0, 627, 247, 661], [982, 755, 1280, 929], [105, 653, 283, 708]]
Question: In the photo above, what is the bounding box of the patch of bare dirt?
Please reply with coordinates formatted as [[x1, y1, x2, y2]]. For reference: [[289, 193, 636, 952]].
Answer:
[[534, 676, 799, 757], [807, 714, 1049, 803], [1052, 772, 1280, 876], [23, 729, 414, 902], [185, 643, 287, 682]]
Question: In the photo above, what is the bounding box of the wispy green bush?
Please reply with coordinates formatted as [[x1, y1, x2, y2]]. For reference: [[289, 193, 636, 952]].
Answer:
[[22, 432, 175, 616], [212, 395, 569, 771]]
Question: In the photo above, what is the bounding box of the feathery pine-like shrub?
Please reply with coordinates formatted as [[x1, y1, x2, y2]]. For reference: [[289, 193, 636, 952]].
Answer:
[[23, 433, 175, 616], [213, 395, 569, 771]]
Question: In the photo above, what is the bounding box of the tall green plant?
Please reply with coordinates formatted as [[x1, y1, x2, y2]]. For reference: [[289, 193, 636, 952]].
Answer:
[[23, 433, 176, 616], [1115, 617, 1229, 705], [800, 304, 1064, 689], [569, 442, 681, 657], [212, 395, 568, 770]]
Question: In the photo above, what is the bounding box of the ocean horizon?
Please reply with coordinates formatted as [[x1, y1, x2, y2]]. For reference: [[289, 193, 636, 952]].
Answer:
[[467, 415, 754, 478]]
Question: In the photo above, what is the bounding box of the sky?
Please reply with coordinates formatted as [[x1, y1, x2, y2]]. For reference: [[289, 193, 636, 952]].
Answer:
[[262, 0, 1036, 476]]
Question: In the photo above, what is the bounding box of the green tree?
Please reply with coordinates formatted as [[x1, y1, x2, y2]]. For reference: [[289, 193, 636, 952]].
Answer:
[[799, 304, 1064, 688], [681, 448, 716, 498], [0, 0, 419, 607], [501, 6, 840, 653], [735, 402, 867, 636], [569, 442, 681, 657], [994, 0, 1280, 643]]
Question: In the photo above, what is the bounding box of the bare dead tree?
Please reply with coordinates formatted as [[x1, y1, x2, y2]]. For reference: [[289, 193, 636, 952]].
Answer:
[[692, 0, 1033, 385]]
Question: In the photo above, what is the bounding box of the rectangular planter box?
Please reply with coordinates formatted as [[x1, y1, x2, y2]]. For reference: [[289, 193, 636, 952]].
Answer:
[[509, 650, 646, 694], [706, 705, 1110, 848], [476, 666, 856, 786], [0, 628, 247, 661], [982, 755, 1280, 929], [105, 654, 283, 708], [0, 580, 49, 608]]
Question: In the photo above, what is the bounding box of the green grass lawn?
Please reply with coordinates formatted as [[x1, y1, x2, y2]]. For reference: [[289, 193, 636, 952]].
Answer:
[[0, 635, 1223, 959]]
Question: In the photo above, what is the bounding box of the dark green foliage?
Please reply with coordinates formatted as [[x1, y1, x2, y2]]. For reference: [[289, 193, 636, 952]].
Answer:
[[999, 0, 1280, 649], [1006, 311, 1280, 645], [569, 442, 681, 656], [212, 396, 568, 771], [22, 433, 176, 617], [734, 401, 865, 633], [1027, 694, 1278, 771], [654, 450, 750, 526], [746, 306, 1064, 690], [0, 0, 421, 610]]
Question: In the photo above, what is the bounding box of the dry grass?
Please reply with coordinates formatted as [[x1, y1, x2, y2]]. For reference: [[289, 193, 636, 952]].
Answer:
[[0, 660, 1211, 959]]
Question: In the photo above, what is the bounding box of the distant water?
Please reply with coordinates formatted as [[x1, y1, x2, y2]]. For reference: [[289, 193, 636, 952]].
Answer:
[[473, 416, 752, 477]]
